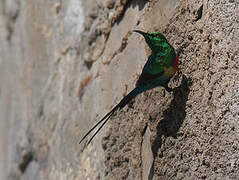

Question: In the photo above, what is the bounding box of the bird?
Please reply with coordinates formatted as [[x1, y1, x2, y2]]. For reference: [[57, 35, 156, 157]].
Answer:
[[79, 30, 179, 146]]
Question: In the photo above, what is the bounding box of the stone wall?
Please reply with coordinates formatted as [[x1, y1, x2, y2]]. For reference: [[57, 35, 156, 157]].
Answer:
[[0, 0, 238, 179]]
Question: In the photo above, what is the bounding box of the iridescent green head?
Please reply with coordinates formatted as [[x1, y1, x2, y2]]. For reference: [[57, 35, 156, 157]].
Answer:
[[134, 30, 168, 51]]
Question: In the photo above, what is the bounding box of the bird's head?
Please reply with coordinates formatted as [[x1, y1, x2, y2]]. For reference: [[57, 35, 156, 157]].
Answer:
[[134, 30, 168, 51]]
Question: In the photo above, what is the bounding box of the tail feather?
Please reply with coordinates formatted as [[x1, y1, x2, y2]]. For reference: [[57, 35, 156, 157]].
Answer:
[[118, 86, 143, 109], [78, 107, 116, 145], [79, 87, 143, 146], [84, 111, 114, 146]]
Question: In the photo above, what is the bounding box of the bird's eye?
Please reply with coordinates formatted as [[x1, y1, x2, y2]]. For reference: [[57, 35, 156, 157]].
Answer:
[[151, 33, 158, 37]]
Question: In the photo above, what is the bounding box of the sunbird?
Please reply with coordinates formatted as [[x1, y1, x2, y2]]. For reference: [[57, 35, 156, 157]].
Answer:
[[79, 30, 179, 146]]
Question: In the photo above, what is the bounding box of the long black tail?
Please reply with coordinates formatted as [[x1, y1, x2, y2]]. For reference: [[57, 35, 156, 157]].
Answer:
[[79, 87, 143, 146]]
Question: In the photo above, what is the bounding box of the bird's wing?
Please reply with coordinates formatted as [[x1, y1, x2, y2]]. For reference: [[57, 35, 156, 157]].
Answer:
[[136, 54, 165, 87], [136, 71, 164, 87], [136, 44, 176, 87]]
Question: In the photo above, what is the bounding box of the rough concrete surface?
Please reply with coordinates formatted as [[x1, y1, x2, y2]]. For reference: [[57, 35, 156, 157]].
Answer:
[[0, 0, 238, 180]]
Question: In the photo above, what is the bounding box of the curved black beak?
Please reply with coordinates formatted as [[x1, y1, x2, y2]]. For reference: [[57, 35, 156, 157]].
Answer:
[[133, 30, 150, 37]]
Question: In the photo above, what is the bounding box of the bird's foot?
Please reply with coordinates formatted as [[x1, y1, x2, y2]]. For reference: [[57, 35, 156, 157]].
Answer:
[[165, 87, 173, 92]]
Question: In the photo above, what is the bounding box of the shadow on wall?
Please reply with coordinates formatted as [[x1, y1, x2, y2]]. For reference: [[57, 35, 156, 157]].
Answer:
[[131, 0, 149, 10], [149, 74, 192, 179], [116, 0, 148, 24]]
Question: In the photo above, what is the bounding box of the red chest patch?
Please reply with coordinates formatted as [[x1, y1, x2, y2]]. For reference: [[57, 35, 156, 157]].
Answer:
[[173, 53, 179, 74]]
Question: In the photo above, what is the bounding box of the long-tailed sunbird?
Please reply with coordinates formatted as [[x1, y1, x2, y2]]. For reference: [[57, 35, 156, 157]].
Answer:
[[79, 30, 179, 146]]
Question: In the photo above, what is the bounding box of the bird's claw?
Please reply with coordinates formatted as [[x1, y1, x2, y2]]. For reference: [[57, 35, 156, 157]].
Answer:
[[165, 87, 173, 92]]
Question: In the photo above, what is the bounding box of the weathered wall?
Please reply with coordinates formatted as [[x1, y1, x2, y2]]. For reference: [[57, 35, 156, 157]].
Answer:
[[0, 0, 238, 179]]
